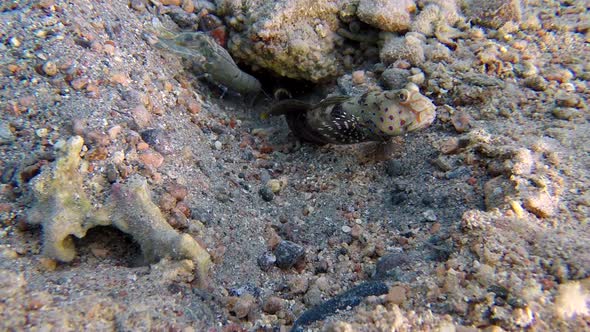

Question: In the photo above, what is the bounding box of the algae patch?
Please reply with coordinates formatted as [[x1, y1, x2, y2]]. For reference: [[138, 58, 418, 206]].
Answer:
[[26, 136, 210, 278]]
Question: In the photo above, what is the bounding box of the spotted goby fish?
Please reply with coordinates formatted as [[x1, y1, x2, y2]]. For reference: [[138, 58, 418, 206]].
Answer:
[[270, 83, 436, 145]]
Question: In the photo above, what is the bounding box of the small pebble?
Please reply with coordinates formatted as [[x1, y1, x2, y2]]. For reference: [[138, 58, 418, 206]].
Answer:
[[274, 240, 305, 269], [159, 192, 177, 212], [39, 257, 57, 271], [385, 159, 405, 177], [112, 151, 125, 164], [509, 200, 525, 218], [268, 231, 283, 252], [524, 76, 548, 91], [9, 37, 21, 48], [129, 0, 145, 11], [422, 209, 438, 222], [175, 202, 191, 217], [232, 294, 255, 319], [130, 105, 152, 128], [341, 225, 352, 233], [440, 137, 460, 154], [431, 156, 453, 171], [214, 141, 223, 150], [555, 92, 580, 108], [1, 248, 18, 260], [451, 111, 472, 133], [267, 179, 282, 193], [35, 128, 49, 138], [257, 252, 276, 272], [42, 61, 58, 76], [408, 72, 425, 85], [352, 70, 366, 84], [544, 68, 573, 83], [314, 260, 329, 274], [110, 73, 130, 86], [386, 285, 407, 305], [304, 285, 323, 307], [107, 125, 122, 140], [0, 122, 15, 145], [166, 183, 188, 201], [375, 252, 409, 279], [141, 129, 174, 155], [445, 166, 471, 180], [86, 147, 108, 161], [288, 275, 310, 294], [259, 187, 274, 202], [390, 187, 408, 206], [137, 142, 149, 150], [263, 296, 284, 314], [187, 101, 201, 114], [523, 192, 556, 218], [315, 276, 330, 291], [103, 43, 115, 56], [139, 151, 164, 168], [182, 0, 195, 13], [106, 164, 118, 183], [168, 208, 190, 229], [514, 62, 538, 78], [430, 222, 441, 234], [302, 205, 314, 216], [350, 224, 362, 238], [70, 77, 89, 90], [86, 130, 110, 147]]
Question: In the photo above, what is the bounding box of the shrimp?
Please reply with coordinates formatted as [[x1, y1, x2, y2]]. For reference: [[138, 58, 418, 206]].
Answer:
[[150, 19, 262, 95]]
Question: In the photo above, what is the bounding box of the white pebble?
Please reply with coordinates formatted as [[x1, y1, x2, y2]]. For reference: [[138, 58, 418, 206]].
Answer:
[[112, 150, 125, 164], [422, 209, 437, 222], [35, 128, 49, 138], [9, 37, 21, 47], [214, 141, 223, 150], [341, 225, 352, 233]]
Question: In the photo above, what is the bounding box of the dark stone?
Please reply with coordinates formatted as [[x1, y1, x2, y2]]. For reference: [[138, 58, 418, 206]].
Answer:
[[20, 163, 42, 183], [274, 240, 305, 269], [167, 283, 190, 295], [508, 296, 528, 308], [1, 162, 17, 184], [384, 159, 405, 177], [259, 186, 274, 202], [374, 251, 409, 279], [425, 236, 453, 261], [210, 124, 226, 135], [215, 191, 231, 203], [239, 181, 251, 192], [167, 6, 200, 29], [190, 206, 213, 224], [445, 166, 471, 180], [140, 129, 174, 155], [390, 187, 408, 206], [228, 284, 261, 298], [199, 14, 224, 32], [257, 252, 276, 272], [291, 281, 389, 331], [106, 163, 118, 183], [314, 259, 329, 274], [488, 285, 509, 299], [421, 194, 435, 206]]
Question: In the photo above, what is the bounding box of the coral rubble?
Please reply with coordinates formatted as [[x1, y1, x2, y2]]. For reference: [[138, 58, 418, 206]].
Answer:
[[26, 136, 210, 280]]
